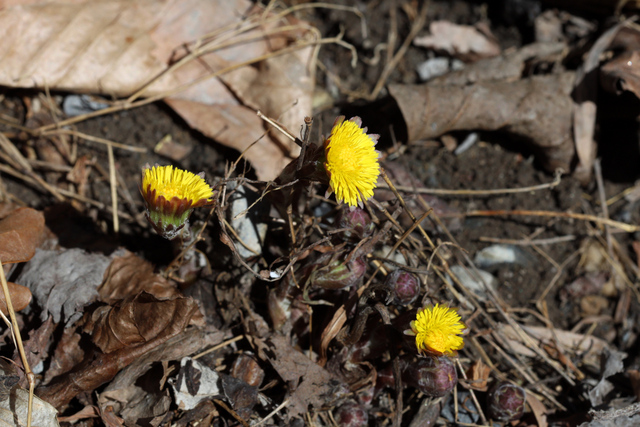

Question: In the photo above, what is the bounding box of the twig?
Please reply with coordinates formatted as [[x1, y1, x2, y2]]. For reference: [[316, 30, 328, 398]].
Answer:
[[253, 398, 290, 426], [107, 144, 119, 233], [193, 335, 244, 360], [369, 1, 429, 99], [0, 259, 34, 427], [42, 129, 147, 153], [479, 235, 576, 245], [460, 209, 639, 232], [378, 170, 562, 196], [455, 358, 488, 426]]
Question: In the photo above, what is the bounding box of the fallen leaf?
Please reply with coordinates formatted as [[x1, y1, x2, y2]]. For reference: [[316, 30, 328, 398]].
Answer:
[[253, 334, 344, 421], [0, 207, 45, 264], [465, 359, 490, 391], [0, 0, 314, 180], [573, 20, 631, 182], [589, 349, 627, 406], [85, 291, 199, 354], [17, 248, 121, 323], [0, 360, 59, 427], [526, 392, 549, 427], [601, 51, 640, 98], [99, 251, 179, 304], [43, 325, 84, 384], [497, 322, 615, 369], [169, 357, 222, 411], [99, 385, 170, 423], [389, 72, 575, 173], [37, 295, 201, 408], [102, 326, 224, 394], [414, 21, 500, 62], [0, 282, 31, 315]]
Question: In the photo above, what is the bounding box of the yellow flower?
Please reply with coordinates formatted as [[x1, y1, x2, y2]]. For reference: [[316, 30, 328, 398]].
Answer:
[[405, 304, 465, 356], [141, 165, 214, 239], [324, 116, 380, 208]]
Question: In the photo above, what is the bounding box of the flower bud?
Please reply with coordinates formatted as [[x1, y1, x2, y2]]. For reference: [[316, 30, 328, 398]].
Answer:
[[403, 356, 457, 397], [309, 257, 366, 290], [386, 270, 420, 305], [141, 165, 214, 239], [337, 207, 375, 240], [487, 382, 526, 421], [334, 400, 368, 427]]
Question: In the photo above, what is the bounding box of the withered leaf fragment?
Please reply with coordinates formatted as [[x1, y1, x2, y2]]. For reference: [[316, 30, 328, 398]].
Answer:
[[389, 72, 575, 173], [85, 291, 199, 354], [99, 251, 179, 303], [0, 207, 45, 264], [38, 292, 200, 408], [0, 282, 31, 315]]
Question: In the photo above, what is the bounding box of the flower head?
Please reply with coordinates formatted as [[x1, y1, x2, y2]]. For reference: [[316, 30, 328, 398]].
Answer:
[[405, 304, 465, 356], [141, 165, 214, 239], [324, 116, 380, 208]]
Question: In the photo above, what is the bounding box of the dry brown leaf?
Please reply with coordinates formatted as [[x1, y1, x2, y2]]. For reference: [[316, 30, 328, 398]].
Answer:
[[0, 0, 314, 180], [526, 392, 549, 427], [44, 325, 84, 384], [0, 282, 31, 315], [253, 334, 342, 421], [414, 21, 500, 62], [573, 20, 630, 183], [428, 42, 565, 87], [464, 359, 490, 391], [390, 72, 575, 173], [497, 322, 613, 368], [85, 291, 199, 354], [39, 293, 200, 408], [601, 51, 640, 98], [0, 207, 45, 264], [99, 251, 179, 304]]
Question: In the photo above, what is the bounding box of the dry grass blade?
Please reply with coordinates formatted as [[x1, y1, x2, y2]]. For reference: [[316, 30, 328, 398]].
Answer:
[[0, 259, 34, 427]]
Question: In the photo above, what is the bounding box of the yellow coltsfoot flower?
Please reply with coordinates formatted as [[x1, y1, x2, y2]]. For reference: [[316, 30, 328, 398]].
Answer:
[[141, 164, 214, 239], [405, 304, 466, 357], [324, 116, 380, 208]]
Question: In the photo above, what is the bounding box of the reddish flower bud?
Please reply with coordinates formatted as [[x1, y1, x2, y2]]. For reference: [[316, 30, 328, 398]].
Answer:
[[487, 382, 526, 421], [403, 356, 457, 397], [337, 207, 375, 240], [310, 257, 366, 290], [334, 400, 369, 427], [386, 270, 420, 305]]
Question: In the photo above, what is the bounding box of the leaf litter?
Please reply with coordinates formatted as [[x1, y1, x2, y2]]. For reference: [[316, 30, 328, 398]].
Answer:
[[0, 1, 639, 426]]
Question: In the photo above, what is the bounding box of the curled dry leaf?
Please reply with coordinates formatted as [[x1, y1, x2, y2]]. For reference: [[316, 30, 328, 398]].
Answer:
[[38, 292, 200, 408], [84, 291, 199, 354], [0, 282, 31, 315], [0, 207, 45, 265], [389, 72, 575, 173], [99, 251, 179, 304]]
